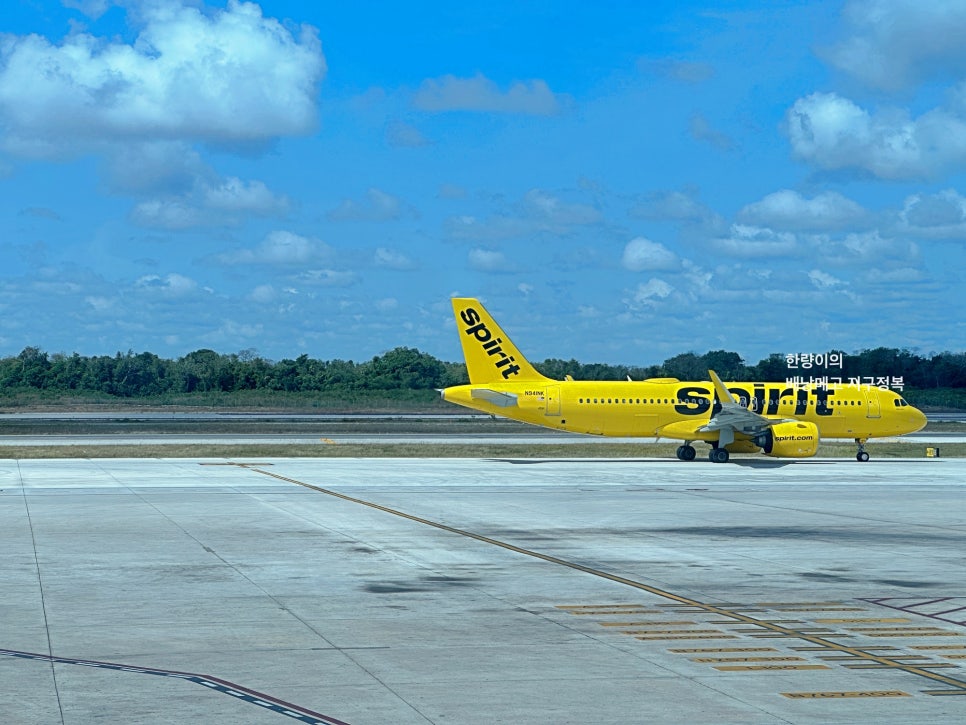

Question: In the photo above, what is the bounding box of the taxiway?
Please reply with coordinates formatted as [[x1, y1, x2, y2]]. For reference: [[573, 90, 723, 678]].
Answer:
[[2, 457, 965, 724]]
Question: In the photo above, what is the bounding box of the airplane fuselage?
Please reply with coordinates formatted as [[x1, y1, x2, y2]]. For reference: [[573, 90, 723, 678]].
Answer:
[[443, 378, 926, 441]]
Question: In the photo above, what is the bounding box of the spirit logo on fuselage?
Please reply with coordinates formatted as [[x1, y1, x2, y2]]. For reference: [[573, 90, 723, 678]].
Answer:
[[675, 383, 838, 417], [460, 307, 522, 379]]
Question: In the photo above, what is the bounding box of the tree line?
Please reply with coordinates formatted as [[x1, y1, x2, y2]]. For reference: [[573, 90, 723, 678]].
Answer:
[[1, 345, 964, 398]]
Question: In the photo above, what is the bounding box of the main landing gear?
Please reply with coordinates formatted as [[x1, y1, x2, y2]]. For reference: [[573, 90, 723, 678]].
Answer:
[[855, 439, 870, 462], [675, 443, 729, 463], [708, 447, 729, 463]]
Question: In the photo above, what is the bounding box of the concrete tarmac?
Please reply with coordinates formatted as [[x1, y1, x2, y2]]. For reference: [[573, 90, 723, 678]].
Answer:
[[2, 457, 965, 724]]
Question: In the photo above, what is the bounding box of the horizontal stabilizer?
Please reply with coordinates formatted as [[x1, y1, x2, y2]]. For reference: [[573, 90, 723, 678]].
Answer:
[[471, 389, 518, 407]]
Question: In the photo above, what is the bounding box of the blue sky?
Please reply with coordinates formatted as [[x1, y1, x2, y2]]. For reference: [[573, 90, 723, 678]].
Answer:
[[1, 0, 964, 366]]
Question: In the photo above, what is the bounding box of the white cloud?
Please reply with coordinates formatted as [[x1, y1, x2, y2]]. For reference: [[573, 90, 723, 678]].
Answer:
[[208, 319, 264, 344], [132, 175, 290, 228], [862, 267, 926, 283], [327, 188, 408, 222], [374, 247, 415, 269], [63, 0, 110, 17], [899, 189, 966, 238], [522, 189, 600, 225], [621, 237, 678, 271], [249, 285, 277, 303], [216, 230, 332, 266], [204, 177, 291, 215], [445, 188, 601, 242], [413, 73, 565, 115], [130, 199, 205, 230], [375, 298, 398, 311], [738, 190, 866, 231], [713, 225, 797, 257], [296, 269, 357, 287], [134, 273, 202, 298], [786, 92, 966, 179], [625, 279, 674, 309], [85, 295, 115, 312], [841, 230, 918, 262], [468, 248, 512, 272], [104, 141, 205, 194], [0, 1, 325, 158], [629, 190, 717, 223], [808, 269, 845, 289], [823, 0, 966, 91]]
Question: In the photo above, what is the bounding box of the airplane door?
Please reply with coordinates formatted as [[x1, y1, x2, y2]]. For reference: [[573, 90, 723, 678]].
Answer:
[[864, 387, 881, 418], [545, 386, 561, 416]]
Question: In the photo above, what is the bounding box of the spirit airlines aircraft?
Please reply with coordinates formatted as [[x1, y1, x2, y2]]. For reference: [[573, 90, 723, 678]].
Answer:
[[442, 298, 927, 462]]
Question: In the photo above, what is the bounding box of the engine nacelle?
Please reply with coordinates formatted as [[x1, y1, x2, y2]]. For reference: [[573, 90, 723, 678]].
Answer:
[[756, 421, 819, 458], [724, 440, 761, 454]]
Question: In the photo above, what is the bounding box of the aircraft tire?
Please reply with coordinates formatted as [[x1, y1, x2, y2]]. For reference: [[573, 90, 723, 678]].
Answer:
[[857, 451, 870, 462], [676, 445, 697, 461], [709, 448, 729, 463]]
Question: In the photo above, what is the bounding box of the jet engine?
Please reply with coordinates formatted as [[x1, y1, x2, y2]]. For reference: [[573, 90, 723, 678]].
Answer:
[[755, 421, 819, 458]]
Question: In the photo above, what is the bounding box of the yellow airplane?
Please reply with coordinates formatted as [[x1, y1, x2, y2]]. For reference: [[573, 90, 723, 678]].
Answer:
[[441, 298, 928, 462]]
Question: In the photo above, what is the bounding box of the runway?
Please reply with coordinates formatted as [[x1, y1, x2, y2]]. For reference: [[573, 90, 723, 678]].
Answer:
[[2, 457, 965, 724]]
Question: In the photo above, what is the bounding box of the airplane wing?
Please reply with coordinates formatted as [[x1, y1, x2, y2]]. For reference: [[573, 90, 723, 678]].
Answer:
[[470, 388, 518, 407], [698, 370, 790, 446]]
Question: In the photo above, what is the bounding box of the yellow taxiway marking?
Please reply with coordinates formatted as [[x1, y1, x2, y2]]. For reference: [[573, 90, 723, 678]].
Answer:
[[557, 604, 650, 610], [842, 663, 960, 669], [943, 655, 966, 659], [636, 634, 736, 641], [863, 631, 961, 637], [782, 691, 910, 699], [912, 645, 966, 650], [847, 626, 947, 632], [692, 656, 805, 664], [235, 464, 966, 696], [817, 618, 911, 624], [714, 664, 830, 671], [765, 607, 868, 612], [669, 647, 778, 653], [621, 629, 720, 635], [599, 621, 696, 626], [819, 655, 932, 661], [557, 605, 659, 615], [751, 602, 846, 607]]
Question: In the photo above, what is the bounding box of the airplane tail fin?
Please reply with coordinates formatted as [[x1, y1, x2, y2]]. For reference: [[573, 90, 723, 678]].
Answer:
[[451, 298, 551, 384]]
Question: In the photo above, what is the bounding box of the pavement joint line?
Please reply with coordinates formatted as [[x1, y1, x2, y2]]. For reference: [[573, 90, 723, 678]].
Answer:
[[234, 462, 966, 695], [0, 649, 351, 725]]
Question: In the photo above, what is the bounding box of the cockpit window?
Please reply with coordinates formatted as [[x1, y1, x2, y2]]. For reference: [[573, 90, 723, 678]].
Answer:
[[894, 398, 909, 407]]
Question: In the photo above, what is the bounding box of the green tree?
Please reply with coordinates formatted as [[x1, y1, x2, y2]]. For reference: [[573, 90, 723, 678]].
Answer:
[[175, 349, 225, 392], [364, 347, 446, 389], [702, 350, 745, 380], [661, 352, 705, 380]]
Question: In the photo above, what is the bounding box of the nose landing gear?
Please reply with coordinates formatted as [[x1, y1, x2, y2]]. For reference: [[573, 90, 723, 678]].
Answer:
[[675, 443, 697, 461]]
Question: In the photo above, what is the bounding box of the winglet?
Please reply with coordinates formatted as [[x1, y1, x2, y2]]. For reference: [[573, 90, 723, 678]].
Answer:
[[708, 369, 738, 405]]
